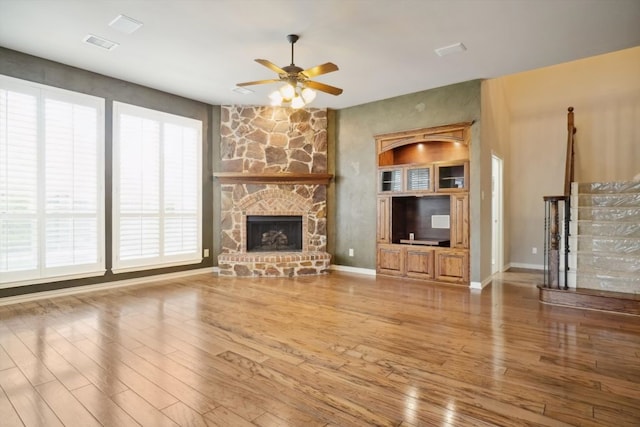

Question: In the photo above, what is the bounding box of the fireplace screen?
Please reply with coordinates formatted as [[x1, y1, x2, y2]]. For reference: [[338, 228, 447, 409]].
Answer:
[[246, 215, 303, 252]]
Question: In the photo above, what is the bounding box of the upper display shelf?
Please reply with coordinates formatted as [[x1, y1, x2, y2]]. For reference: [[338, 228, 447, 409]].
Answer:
[[375, 122, 472, 167]]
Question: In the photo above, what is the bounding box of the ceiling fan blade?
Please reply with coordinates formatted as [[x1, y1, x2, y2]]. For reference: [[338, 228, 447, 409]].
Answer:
[[255, 59, 286, 75], [236, 79, 281, 87], [302, 62, 339, 78], [305, 80, 343, 96]]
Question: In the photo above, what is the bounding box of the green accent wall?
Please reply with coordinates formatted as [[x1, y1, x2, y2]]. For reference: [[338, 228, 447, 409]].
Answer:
[[332, 80, 488, 282]]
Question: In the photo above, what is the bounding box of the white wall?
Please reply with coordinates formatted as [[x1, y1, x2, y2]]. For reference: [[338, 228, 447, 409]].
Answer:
[[481, 78, 512, 271], [498, 46, 640, 268]]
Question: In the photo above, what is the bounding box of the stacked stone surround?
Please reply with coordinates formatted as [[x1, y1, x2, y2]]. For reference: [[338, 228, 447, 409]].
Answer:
[[218, 106, 331, 277]]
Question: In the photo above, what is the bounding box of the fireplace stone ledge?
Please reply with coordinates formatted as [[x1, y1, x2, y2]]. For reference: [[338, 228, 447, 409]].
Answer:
[[218, 251, 331, 277]]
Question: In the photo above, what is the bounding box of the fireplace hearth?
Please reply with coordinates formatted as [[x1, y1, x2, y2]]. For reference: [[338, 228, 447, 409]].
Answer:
[[247, 215, 303, 252]]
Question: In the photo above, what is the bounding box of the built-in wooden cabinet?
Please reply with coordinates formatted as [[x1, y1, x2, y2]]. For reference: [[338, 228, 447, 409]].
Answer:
[[379, 168, 402, 193], [436, 161, 468, 192], [450, 193, 469, 249], [377, 244, 405, 276], [377, 244, 436, 280], [375, 122, 471, 286], [376, 197, 390, 243], [435, 250, 469, 283], [406, 246, 435, 279]]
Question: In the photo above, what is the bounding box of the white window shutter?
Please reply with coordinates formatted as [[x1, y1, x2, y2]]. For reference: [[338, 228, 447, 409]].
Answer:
[[0, 75, 105, 286], [113, 102, 202, 272], [0, 89, 39, 276]]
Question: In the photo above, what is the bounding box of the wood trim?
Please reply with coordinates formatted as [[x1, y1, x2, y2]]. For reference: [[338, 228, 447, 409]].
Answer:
[[213, 172, 333, 185], [375, 121, 473, 154], [539, 285, 640, 316]]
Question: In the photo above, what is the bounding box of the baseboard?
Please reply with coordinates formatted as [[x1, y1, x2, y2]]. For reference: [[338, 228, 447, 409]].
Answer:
[[508, 262, 544, 271], [330, 264, 377, 276], [0, 267, 216, 307], [470, 275, 493, 290]]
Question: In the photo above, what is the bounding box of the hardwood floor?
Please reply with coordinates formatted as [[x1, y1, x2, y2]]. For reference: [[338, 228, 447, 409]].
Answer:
[[1, 270, 639, 426]]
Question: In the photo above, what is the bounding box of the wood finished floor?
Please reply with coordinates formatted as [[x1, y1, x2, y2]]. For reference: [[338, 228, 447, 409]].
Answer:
[[1, 270, 639, 427]]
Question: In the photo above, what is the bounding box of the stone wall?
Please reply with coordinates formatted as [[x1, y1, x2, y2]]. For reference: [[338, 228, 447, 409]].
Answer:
[[220, 106, 327, 173], [217, 106, 330, 276]]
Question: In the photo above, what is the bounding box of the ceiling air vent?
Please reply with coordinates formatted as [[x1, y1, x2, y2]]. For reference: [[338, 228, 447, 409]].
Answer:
[[83, 34, 119, 51], [109, 14, 143, 34], [232, 87, 254, 95], [434, 42, 467, 57]]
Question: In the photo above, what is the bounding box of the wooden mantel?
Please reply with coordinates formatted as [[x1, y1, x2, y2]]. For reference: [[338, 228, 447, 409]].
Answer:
[[213, 172, 333, 185]]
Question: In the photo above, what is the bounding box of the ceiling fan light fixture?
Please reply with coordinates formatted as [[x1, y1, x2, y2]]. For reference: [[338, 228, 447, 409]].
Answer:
[[269, 90, 283, 105], [279, 83, 295, 100], [291, 96, 305, 109], [301, 87, 316, 103]]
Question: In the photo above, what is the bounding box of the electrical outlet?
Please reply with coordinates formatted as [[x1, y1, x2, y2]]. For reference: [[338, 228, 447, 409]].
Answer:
[[532, 247, 537, 254], [203, 248, 209, 257], [348, 248, 354, 257]]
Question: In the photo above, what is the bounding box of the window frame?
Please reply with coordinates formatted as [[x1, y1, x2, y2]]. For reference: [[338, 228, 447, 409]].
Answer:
[[112, 101, 203, 273], [0, 74, 106, 288]]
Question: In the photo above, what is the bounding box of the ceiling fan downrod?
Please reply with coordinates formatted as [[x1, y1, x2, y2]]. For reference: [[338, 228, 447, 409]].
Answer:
[[287, 34, 299, 66]]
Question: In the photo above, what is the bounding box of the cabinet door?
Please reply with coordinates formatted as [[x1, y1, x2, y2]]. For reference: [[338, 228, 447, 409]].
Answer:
[[435, 250, 469, 283], [377, 244, 405, 276], [435, 161, 469, 192], [405, 246, 434, 279], [450, 193, 469, 248], [377, 197, 390, 243], [406, 166, 432, 192], [379, 168, 402, 193]]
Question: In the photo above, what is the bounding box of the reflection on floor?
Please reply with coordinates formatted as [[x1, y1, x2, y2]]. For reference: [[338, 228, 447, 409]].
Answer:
[[0, 268, 638, 426]]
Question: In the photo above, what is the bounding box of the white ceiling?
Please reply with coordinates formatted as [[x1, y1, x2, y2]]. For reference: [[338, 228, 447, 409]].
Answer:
[[1, 0, 639, 110]]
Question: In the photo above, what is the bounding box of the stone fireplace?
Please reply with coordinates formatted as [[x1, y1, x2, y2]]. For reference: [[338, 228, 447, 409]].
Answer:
[[216, 106, 331, 277]]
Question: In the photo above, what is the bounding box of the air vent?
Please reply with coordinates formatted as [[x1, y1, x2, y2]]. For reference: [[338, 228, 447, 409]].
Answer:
[[109, 14, 143, 34], [434, 42, 467, 57], [83, 34, 119, 51], [232, 87, 254, 95]]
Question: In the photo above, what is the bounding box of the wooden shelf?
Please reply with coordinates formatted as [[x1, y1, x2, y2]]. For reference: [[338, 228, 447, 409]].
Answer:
[[213, 172, 333, 185], [399, 239, 448, 246]]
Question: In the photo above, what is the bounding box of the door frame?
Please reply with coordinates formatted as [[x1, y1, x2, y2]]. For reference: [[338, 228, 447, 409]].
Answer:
[[491, 153, 504, 274]]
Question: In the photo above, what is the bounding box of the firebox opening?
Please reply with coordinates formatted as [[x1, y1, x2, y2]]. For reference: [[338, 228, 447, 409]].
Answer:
[[246, 215, 303, 252]]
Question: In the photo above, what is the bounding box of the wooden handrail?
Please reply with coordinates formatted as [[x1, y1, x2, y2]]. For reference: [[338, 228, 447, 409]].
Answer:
[[564, 107, 577, 196]]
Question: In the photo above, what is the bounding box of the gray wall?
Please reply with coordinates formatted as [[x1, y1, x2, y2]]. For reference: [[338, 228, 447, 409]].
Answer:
[[332, 80, 487, 282], [1, 47, 491, 294], [0, 47, 215, 297]]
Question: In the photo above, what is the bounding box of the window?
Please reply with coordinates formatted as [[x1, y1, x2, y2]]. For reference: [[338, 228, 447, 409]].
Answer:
[[112, 102, 202, 272], [0, 75, 105, 286]]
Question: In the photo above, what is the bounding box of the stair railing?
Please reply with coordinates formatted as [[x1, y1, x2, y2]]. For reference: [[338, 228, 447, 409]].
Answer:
[[564, 107, 576, 196], [543, 107, 576, 290]]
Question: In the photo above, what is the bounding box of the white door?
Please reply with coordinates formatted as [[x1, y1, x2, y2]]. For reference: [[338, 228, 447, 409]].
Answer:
[[492, 154, 504, 274]]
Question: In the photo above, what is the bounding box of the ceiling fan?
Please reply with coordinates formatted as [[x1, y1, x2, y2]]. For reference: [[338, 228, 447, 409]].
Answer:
[[237, 34, 343, 107]]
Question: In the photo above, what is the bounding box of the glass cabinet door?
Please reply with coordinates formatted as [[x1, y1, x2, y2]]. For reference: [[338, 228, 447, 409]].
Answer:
[[406, 166, 431, 192], [380, 169, 402, 192], [436, 163, 467, 191]]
